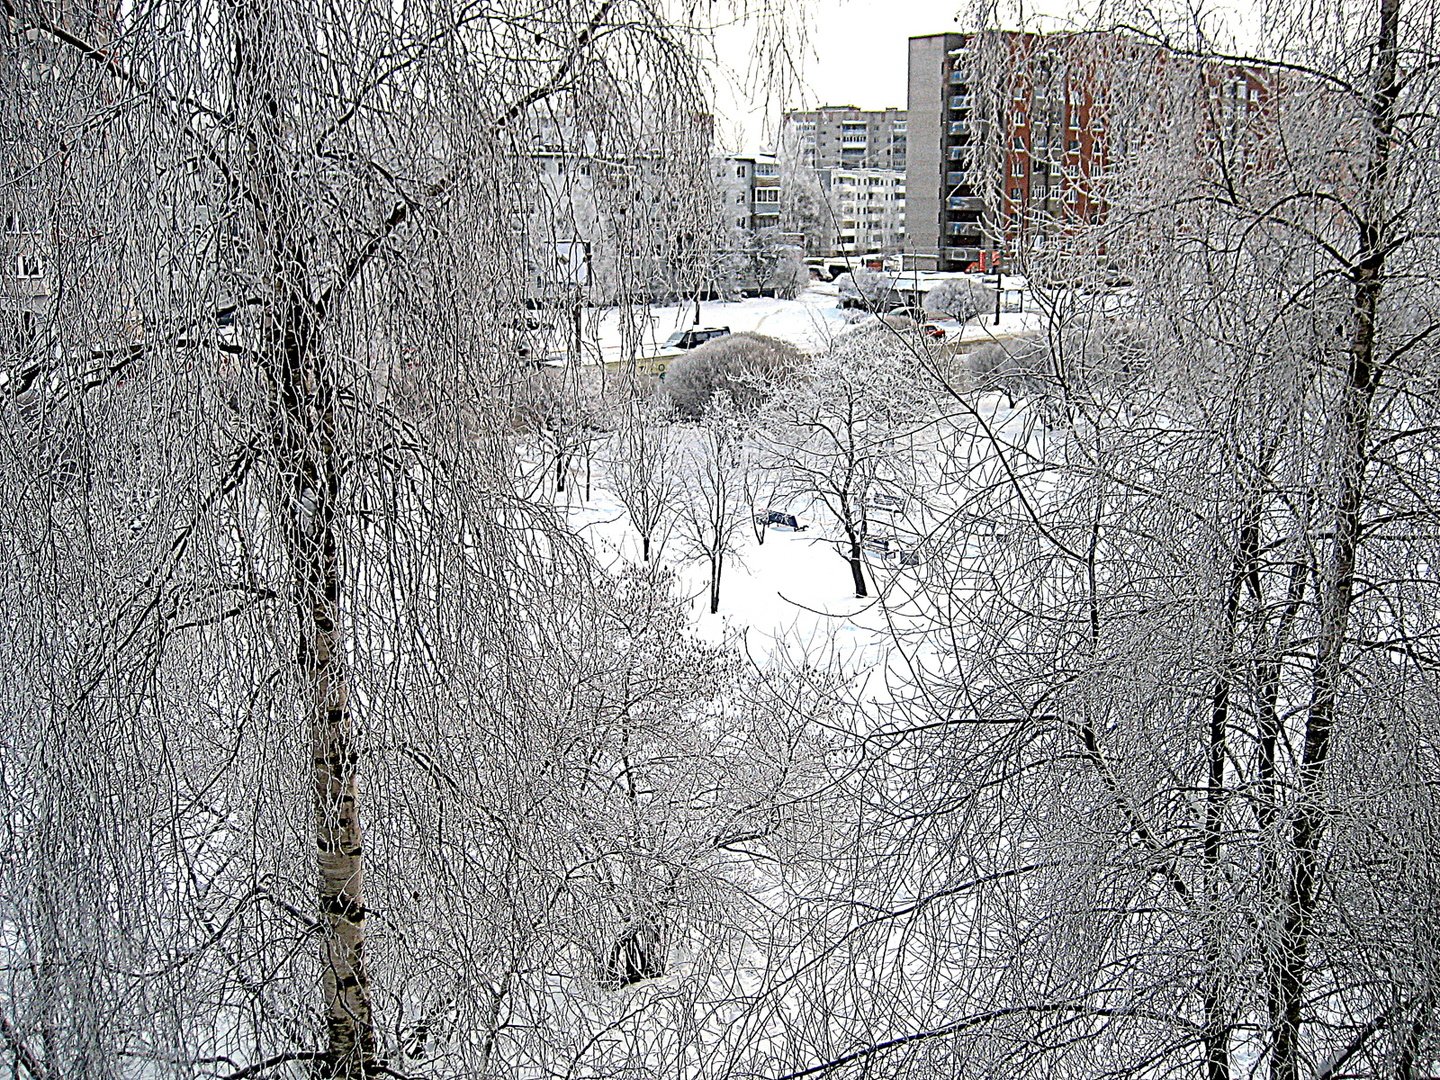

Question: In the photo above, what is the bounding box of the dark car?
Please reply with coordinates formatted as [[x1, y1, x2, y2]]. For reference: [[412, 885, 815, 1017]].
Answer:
[[663, 326, 731, 350]]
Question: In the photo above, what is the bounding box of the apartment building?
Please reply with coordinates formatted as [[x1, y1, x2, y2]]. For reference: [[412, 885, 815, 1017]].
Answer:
[[783, 106, 908, 171], [712, 154, 783, 236], [821, 169, 906, 255], [751, 155, 782, 233], [715, 156, 757, 232], [906, 31, 1275, 271]]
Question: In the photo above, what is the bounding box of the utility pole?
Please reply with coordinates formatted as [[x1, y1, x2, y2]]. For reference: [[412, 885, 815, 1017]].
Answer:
[[994, 250, 1003, 326]]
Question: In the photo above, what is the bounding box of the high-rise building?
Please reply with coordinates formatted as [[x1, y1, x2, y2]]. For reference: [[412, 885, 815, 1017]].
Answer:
[[906, 31, 1276, 272], [783, 106, 907, 171], [908, 31, 1104, 271]]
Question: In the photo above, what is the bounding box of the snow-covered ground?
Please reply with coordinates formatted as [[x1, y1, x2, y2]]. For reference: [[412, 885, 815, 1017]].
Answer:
[[541, 286, 1046, 695], [560, 283, 1047, 366], [563, 476, 896, 676]]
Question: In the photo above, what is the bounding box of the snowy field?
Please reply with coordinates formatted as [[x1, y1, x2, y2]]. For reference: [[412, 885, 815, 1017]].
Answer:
[[540, 284, 1044, 697]]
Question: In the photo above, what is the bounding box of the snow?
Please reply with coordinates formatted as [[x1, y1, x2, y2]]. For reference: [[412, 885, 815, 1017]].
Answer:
[[551, 283, 1046, 368], [544, 295, 1050, 700], [564, 477, 894, 673]]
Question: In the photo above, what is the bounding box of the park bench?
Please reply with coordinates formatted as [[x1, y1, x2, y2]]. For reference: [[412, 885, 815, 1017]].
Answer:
[[891, 547, 921, 567], [862, 534, 893, 555], [861, 532, 922, 566], [756, 510, 806, 531], [866, 492, 907, 513]]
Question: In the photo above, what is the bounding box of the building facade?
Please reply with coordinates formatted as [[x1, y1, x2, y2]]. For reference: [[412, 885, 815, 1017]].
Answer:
[[820, 169, 906, 255], [712, 154, 783, 236], [751, 155, 782, 233], [783, 106, 907, 171], [906, 31, 1276, 272]]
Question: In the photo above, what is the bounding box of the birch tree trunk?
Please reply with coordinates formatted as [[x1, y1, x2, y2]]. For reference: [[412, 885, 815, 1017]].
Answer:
[[230, 5, 376, 1061], [1272, 1, 1401, 1074]]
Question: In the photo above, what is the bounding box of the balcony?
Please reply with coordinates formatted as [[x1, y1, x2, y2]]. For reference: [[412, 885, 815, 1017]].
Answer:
[[949, 70, 968, 85], [946, 171, 967, 186], [947, 146, 968, 161], [947, 195, 985, 212], [948, 120, 971, 137], [950, 94, 973, 110]]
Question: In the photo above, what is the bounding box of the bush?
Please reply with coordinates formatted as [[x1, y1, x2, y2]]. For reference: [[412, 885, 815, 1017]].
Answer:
[[766, 247, 809, 300], [960, 323, 1150, 400], [834, 268, 891, 310], [923, 277, 995, 322], [664, 331, 804, 419]]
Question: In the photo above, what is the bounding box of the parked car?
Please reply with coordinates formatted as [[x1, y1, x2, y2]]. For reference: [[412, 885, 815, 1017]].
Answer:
[[919, 322, 946, 340], [662, 326, 731, 350]]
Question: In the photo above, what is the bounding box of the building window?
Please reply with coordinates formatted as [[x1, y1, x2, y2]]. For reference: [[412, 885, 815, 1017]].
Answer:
[[1010, 186, 1022, 200], [1012, 137, 1025, 150], [1011, 160, 1025, 176], [16, 254, 43, 278], [1013, 110, 1026, 126], [754, 188, 779, 203], [736, 164, 747, 177]]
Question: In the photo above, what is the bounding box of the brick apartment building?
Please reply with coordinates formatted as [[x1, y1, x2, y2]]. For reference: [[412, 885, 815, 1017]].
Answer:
[[906, 31, 1275, 272]]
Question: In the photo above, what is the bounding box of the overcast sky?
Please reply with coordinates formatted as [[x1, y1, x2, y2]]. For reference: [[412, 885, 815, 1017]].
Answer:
[[707, 0, 1067, 153], [707, 0, 1257, 153]]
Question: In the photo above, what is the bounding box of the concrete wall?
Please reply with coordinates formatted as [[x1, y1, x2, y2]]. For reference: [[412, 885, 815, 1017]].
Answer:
[[905, 35, 951, 261]]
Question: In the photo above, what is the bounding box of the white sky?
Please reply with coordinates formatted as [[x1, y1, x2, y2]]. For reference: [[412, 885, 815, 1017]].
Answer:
[[707, 0, 1259, 153], [707, 0, 1068, 153]]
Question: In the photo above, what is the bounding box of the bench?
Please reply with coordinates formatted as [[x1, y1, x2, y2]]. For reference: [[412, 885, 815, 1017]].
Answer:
[[862, 533, 921, 566], [756, 510, 806, 531]]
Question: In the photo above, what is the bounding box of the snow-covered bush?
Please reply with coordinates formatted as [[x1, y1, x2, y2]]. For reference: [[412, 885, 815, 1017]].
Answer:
[[767, 245, 809, 299], [923, 276, 995, 322], [664, 331, 803, 420], [962, 323, 1150, 400], [834, 268, 891, 309]]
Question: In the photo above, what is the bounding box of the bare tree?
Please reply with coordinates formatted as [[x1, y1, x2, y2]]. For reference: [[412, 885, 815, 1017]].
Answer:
[[609, 395, 680, 562], [0, 1, 809, 1075], [783, 3, 1440, 1078], [673, 407, 749, 614], [759, 324, 930, 598]]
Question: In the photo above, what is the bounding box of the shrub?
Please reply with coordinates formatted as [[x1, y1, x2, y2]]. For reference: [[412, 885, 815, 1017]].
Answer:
[[834, 268, 892, 310], [664, 331, 804, 419], [923, 277, 996, 322]]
